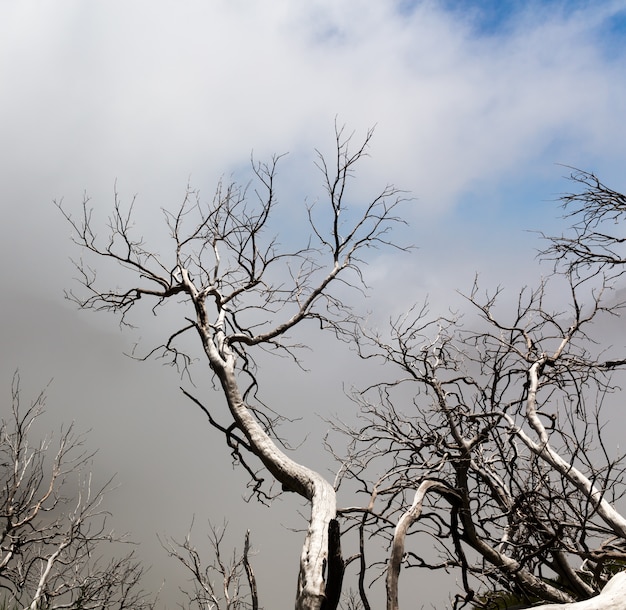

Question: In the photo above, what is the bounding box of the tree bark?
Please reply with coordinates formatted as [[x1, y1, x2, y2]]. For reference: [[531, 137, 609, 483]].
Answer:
[[386, 480, 456, 610], [529, 572, 626, 610], [321, 519, 344, 610], [208, 345, 336, 610]]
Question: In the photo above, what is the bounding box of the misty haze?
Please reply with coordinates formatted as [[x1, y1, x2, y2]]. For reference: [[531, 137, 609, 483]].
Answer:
[[2, 2, 626, 610]]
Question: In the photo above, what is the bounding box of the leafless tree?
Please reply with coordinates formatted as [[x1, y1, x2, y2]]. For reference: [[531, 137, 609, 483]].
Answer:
[[57, 125, 407, 610], [332, 169, 626, 609], [161, 523, 258, 610], [541, 168, 626, 282], [59, 119, 626, 610], [0, 374, 154, 610]]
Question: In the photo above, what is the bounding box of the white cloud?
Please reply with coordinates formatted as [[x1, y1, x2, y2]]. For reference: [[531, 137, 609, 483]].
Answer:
[[3, 0, 626, 212], [2, 2, 626, 607]]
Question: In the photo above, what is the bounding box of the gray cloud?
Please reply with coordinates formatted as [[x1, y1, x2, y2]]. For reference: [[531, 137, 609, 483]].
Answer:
[[2, 1, 626, 607]]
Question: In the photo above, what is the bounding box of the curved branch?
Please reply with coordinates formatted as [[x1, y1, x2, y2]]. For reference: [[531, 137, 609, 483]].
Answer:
[[386, 480, 461, 610]]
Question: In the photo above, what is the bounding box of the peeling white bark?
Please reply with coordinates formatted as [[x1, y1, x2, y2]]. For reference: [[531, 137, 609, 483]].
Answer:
[[297, 479, 336, 610], [209, 347, 336, 610]]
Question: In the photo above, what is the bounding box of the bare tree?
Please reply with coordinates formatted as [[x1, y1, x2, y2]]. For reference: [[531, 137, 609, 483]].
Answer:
[[57, 125, 407, 610], [58, 118, 626, 610], [541, 168, 626, 282], [161, 523, 259, 610], [0, 374, 154, 610], [332, 169, 626, 609]]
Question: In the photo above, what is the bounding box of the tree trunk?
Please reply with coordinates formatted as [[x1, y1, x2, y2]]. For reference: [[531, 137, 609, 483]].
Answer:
[[529, 572, 626, 610], [212, 350, 337, 610]]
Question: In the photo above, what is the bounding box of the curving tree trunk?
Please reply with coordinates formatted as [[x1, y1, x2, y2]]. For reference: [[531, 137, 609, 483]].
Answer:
[[56, 126, 413, 609], [204, 327, 337, 610]]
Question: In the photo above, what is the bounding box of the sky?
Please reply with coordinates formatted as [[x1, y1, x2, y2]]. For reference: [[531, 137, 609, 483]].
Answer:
[[2, 0, 626, 608]]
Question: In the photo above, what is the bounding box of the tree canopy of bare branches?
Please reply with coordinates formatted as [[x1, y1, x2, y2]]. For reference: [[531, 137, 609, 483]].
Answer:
[[333, 168, 626, 609], [0, 375, 154, 610], [160, 523, 259, 610], [58, 125, 407, 610], [59, 122, 626, 610], [541, 168, 626, 281]]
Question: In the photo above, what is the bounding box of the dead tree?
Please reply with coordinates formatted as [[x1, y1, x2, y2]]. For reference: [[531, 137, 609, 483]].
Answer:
[[541, 168, 626, 282], [333, 170, 626, 609], [0, 375, 154, 610], [161, 523, 259, 610], [58, 125, 407, 610]]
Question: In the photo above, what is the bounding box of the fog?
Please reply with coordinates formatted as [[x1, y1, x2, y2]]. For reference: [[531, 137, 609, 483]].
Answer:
[[2, 1, 626, 607]]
